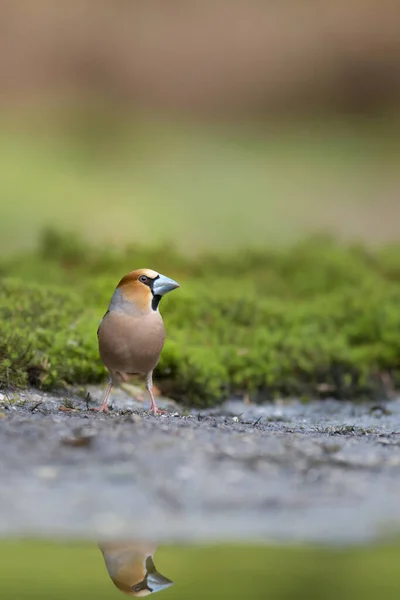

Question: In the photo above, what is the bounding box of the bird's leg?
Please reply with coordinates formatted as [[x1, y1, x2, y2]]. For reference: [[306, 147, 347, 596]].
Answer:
[[91, 377, 113, 413], [145, 372, 166, 415]]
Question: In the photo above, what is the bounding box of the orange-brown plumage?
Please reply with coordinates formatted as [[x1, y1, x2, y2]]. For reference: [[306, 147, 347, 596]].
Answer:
[[117, 269, 160, 289], [117, 269, 159, 311], [94, 268, 179, 414]]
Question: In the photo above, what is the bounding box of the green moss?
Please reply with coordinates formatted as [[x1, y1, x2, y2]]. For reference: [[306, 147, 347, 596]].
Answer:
[[0, 279, 104, 389], [1, 230, 400, 406]]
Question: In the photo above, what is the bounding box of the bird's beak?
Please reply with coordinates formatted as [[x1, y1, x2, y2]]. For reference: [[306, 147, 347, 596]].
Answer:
[[153, 274, 180, 296], [146, 570, 174, 593]]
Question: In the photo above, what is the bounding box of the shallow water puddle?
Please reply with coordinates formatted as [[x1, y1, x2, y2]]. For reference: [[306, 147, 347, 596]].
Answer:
[[1, 539, 400, 599]]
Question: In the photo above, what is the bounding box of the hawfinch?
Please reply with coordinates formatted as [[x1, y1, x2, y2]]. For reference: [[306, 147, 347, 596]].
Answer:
[[98, 541, 173, 596], [95, 269, 179, 414]]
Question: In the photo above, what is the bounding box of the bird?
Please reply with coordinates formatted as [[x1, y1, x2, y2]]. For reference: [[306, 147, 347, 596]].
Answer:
[[95, 268, 180, 414], [98, 540, 174, 596]]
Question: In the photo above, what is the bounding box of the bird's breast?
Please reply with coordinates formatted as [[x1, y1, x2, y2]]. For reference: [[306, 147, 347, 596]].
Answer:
[[98, 310, 166, 375]]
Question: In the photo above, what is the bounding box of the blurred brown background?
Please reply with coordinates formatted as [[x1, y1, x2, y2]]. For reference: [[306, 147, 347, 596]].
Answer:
[[1, 0, 399, 116]]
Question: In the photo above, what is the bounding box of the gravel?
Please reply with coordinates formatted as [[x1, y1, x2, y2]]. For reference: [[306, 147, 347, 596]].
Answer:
[[1, 386, 400, 545]]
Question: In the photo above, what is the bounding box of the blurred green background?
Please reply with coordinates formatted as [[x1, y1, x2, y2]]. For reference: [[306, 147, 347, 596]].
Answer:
[[1, 540, 400, 600], [1, 115, 399, 254]]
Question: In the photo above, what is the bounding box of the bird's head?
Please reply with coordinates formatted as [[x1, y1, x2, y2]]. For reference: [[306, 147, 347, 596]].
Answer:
[[116, 269, 180, 313], [99, 543, 174, 597]]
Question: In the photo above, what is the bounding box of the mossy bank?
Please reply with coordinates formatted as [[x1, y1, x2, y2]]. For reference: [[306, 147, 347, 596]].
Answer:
[[1, 230, 400, 407]]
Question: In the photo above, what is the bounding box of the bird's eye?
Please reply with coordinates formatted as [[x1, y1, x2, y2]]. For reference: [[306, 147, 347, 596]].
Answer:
[[132, 584, 142, 592], [139, 275, 149, 284]]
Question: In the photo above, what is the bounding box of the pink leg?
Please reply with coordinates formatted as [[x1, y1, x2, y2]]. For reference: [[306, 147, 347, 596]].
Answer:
[[91, 378, 113, 413], [146, 372, 166, 415]]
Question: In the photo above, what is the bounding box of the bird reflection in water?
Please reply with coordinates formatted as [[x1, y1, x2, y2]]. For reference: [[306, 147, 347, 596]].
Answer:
[[98, 541, 174, 596]]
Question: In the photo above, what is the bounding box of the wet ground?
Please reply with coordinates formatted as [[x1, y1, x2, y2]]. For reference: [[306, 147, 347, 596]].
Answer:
[[1, 386, 400, 545]]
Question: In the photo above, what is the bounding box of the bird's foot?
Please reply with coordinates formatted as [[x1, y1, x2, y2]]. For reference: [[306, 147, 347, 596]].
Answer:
[[150, 406, 167, 415], [89, 405, 109, 413]]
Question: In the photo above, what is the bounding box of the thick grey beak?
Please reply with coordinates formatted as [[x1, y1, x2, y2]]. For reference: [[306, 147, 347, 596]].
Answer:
[[153, 274, 180, 296], [146, 571, 174, 593]]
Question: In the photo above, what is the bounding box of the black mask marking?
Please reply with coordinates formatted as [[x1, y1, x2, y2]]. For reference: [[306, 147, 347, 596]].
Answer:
[[139, 274, 161, 311], [151, 294, 161, 311]]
